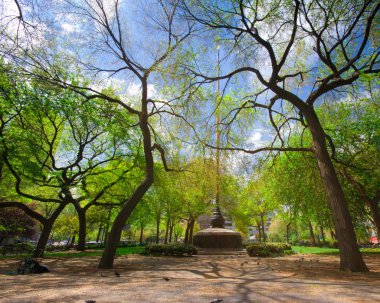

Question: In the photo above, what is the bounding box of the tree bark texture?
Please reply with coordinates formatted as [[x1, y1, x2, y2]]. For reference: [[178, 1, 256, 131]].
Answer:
[[306, 111, 368, 272]]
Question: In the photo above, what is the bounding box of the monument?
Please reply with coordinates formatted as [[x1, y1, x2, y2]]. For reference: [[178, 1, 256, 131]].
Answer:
[[193, 45, 242, 251], [193, 206, 242, 250]]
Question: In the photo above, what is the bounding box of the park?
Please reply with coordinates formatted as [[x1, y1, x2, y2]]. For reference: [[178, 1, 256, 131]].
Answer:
[[0, 0, 379, 302]]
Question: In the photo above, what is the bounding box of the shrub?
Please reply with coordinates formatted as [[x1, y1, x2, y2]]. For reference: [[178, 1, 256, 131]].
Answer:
[[246, 242, 292, 257], [16, 242, 35, 254], [145, 243, 197, 256], [1, 243, 35, 255]]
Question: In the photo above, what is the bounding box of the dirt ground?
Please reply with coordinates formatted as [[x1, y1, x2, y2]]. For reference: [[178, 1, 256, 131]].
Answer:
[[0, 253, 379, 303]]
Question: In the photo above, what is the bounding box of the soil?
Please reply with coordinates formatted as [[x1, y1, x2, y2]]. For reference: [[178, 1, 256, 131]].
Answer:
[[0, 253, 379, 303]]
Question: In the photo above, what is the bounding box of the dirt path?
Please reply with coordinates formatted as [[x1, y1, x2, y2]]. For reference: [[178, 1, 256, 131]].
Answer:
[[0, 254, 379, 303]]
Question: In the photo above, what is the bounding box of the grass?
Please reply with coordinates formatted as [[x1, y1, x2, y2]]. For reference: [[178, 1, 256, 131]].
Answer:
[[292, 246, 339, 255], [2, 245, 379, 259], [0, 245, 146, 259], [292, 246, 380, 255]]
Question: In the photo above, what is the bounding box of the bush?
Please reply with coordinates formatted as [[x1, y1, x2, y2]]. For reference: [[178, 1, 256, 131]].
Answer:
[[145, 243, 197, 256], [0, 243, 35, 255], [246, 242, 292, 257]]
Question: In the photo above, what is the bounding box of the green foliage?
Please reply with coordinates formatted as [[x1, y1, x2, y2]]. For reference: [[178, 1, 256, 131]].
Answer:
[[246, 242, 292, 257], [0, 208, 38, 240], [145, 243, 198, 256], [0, 242, 35, 256]]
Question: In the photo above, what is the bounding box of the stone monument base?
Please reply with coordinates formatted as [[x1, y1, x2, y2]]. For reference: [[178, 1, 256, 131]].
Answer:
[[193, 227, 242, 250]]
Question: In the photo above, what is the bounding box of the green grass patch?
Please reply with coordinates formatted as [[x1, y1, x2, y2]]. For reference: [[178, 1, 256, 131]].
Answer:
[[360, 247, 380, 254], [292, 246, 380, 255], [0, 245, 145, 259], [292, 246, 339, 255]]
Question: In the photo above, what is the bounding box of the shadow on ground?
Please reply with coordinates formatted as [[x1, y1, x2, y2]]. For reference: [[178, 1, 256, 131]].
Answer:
[[0, 253, 379, 302]]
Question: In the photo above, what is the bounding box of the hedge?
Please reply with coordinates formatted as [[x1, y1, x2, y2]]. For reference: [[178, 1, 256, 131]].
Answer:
[[0, 242, 35, 256], [145, 243, 197, 256], [246, 242, 292, 257]]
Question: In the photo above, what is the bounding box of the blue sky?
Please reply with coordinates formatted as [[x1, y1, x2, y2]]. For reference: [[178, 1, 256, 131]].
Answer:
[[1, 0, 377, 177]]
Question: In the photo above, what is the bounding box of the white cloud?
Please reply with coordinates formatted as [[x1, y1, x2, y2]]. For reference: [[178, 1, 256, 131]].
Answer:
[[126, 82, 140, 96], [246, 127, 271, 145], [0, 0, 50, 52], [126, 82, 156, 99], [61, 22, 80, 33], [246, 131, 262, 144], [0, 0, 18, 17]]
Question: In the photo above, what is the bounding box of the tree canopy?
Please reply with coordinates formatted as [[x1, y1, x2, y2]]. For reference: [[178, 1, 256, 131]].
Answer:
[[0, 0, 378, 272]]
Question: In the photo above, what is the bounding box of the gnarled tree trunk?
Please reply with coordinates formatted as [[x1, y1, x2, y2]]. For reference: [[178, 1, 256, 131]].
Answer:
[[98, 94, 154, 269], [98, 178, 152, 268], [33, 202, 67, 257]]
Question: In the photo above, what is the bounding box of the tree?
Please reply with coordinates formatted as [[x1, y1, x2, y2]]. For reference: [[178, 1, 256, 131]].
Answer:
[[0, 63, 137, 256], [31, 0, 193, 269], [320, 91, 380, 237], [182, 0, 379, 272], [261, 151, 333, 244]]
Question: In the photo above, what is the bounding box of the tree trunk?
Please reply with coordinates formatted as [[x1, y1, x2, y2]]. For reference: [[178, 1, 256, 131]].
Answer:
[[76, 206, 86, 251], [98, 177, 152, 268], [330, 229, 336, 240], [169, 222, 173, 243], [164, 218, 170, 244], [70, 234, 76, 246], [320, 225, 326, 244], [156, 217, 160, 244], [33, 203, 67, 257], [308, 221, 316, 246], [306, 111, 368, 272], [184, 221, 190, 244], [286, 222, 291, 243], [189, 219, 195, 244], [33, 221, 53, 257], [98, 104, 154, 267], [260, 213, 266, 242], [257, 221, 262, 242], [139, 223, 144, 244], [103, 231, 108, 246], [368, 199, 380, 238], [96, 225, 103, 243]]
